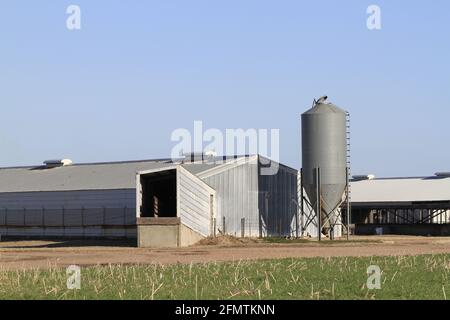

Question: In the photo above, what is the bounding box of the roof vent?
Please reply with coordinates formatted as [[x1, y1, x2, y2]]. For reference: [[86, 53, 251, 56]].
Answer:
[[352, 174, 376, 181], [181, 152, 216, 163], [43, 159, 73, 168], [435, 172, 450, 178]]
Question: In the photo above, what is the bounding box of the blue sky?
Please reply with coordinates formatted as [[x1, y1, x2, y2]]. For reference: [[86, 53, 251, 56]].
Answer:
[[0, 0, 449, 177]]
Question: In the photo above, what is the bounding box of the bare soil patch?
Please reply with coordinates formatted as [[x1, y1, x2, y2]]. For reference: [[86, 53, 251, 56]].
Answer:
[[1, 235, 449, 270], [196, 235, 257, 246]]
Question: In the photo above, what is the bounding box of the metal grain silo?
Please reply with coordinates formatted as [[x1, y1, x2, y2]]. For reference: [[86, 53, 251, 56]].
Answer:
[[301, 96, 347, 238]]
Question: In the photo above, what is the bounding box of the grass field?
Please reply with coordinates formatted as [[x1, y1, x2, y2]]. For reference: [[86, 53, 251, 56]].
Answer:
[[1, 254, 449, 300]]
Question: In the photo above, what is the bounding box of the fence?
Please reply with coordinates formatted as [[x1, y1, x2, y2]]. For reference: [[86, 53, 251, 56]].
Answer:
[[215, 216, 300, 238], [0, 207, 136, 238]]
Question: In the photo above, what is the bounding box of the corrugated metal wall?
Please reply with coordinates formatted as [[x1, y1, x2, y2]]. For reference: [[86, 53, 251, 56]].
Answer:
[[258, 160, 299, 237], [0, 189, 135, 209], [178, 167, 214, 237], [201, 157, 260, 237], [201, 156, 298, 238], [0, 189, 136, 238]]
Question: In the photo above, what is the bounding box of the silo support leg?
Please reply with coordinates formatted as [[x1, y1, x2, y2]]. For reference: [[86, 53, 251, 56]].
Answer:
[[316, 167, 321, 241]]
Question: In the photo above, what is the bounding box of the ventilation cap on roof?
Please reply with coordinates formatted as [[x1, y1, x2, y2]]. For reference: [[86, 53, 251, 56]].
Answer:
[[352, 174, 376, 181], [181, 152, 216, 163], [43, 159, 73, 168], [435, 172, 450, 178], [204, 150, 217, 157]]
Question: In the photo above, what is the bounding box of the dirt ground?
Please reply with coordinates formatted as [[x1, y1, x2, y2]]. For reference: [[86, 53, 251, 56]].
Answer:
[[1, 236, 450, 270]]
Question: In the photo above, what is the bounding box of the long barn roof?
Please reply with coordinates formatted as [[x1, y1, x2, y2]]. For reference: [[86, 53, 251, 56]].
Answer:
[[0, 156, 250, 193], [351, 176, 450, 203]]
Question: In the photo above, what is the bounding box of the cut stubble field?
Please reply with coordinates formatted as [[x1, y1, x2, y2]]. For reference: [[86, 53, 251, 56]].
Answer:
[[1, 255, 450, 299], [1, 236, 450, 299]]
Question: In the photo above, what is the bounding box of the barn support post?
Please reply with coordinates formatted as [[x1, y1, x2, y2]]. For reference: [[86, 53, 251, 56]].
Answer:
[[294, 200, 299, 239], [265, 192, 269, 236], [300, 168, 305, 238], [278, 218, 282, 237], [62, 206, 65, 229], [258, 208, 262, 238], [222, 216, 226, 235], [5, 208, 8, 229], [81, 206, 85, 237], [316, 167, 322, 241], [42, 207, 45, 228]]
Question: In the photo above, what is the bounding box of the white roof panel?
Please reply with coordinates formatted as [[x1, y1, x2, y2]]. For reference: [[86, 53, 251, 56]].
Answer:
[[351, 177, 450, 203]]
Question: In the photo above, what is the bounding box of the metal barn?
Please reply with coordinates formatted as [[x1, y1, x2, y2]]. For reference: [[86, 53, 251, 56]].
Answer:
[[350, 174, 450, 236], [0, 155, 298, 246]]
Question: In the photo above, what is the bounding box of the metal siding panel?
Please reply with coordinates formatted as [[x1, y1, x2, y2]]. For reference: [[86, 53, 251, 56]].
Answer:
[[247, 163, 257, 236], [179, 181, 211, 212], [178, 168, 213, 236], [0, 209, 6, 225], [179, 193, 209, 216], [125, 208, 136, 225], [25, 209, 44, 226], [63, 209, 82, 226], [230, 168, 236, 234], [104, 228, 127, 238], [104, 208, 127, 226], [259, 164, 298, 237], [203, 159, 259, 236], [83, 208, 104, 226], [0, 189, 136, 238], [234, 166, 240, 235], [216, 175, 223, 223], [6, 209, 25, 226], [0, 189, 135, 209], [0, 226, 135, 238], [64, 227, 84, 237], [180, 174, 211, 197], [43, 209, 64, 226]]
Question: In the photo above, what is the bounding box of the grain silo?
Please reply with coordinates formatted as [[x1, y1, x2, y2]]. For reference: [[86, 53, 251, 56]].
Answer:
[[300, 96, 349, 240]]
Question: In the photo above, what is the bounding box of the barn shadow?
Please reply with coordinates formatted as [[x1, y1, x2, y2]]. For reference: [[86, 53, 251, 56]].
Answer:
[[0, 238, 136, 248]]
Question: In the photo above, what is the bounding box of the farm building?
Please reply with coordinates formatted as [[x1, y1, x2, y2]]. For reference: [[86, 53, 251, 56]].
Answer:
[[350, 174, 450, 236], [0, 154, 298, 246]]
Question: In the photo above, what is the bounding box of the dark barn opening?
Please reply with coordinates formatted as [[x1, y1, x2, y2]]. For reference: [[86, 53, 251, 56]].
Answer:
[[140, 170, 177, 218]]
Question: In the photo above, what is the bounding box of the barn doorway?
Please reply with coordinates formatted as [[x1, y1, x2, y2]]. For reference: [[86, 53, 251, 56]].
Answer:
[[140, 169, 177, 218]]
